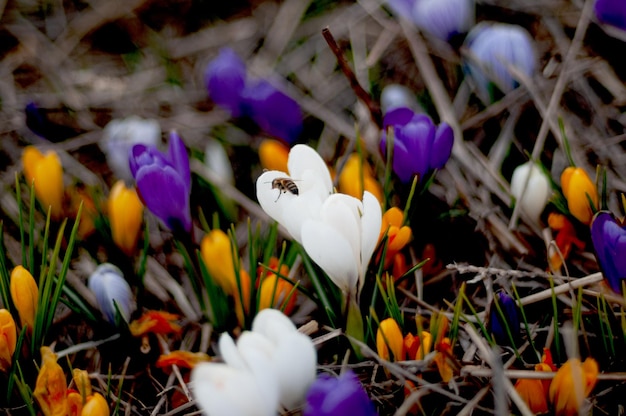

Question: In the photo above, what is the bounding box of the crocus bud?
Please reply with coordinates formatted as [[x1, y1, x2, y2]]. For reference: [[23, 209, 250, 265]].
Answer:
[[241, 79, 303, 144], [380, 84, 418, 114], [88, 263, 135, 324], [204, 47, 248, 117], [10, 265, 38, 330], [379, 207, 412, 267], [205, 139, 235, 186], [304, 371, 378, 416], [549, 357, 598, 416], [257, 261, 297, 315], [338, 154, 383, 204], [129, 131, 192, 233], [22, 146, 64, 219], [99, 116, 161, 182], [34, 347, 68, 416], [108, 180, 143, 256], [561, 167, 598, 225], [595, 0, 626, 31], [258, 139, 289, 173], [591, 211, 626, 293], [376, 318, 405, 361], [510, 161, 552, 224], [412, 0, 474, 42], [489, 291, 520, 345], [0, 309, 17, 373], [380, 107, 453, 183], [463, 22, 537, 104]]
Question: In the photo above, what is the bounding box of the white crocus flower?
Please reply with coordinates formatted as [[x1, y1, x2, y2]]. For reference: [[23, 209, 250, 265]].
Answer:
[[301, 192, 382, 295], [256, 144, 333, 242], [191, 309, 317, 415], [88, 263, 136, 324], [190, 362, 278, 416], [510, 161, 552, 224], [100, 116, 161, 182]]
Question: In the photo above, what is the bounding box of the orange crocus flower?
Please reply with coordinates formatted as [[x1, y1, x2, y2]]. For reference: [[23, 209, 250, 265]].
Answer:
[[257, 258, 297, 315], [0, 309, 17, 373], [549, 357, 598, 416], [156, 351, 211, 370], [376, 318, 405, 361], [129, 310, 182, 337], [34, 347, 68, 416], [379, 207, 412, 268], [561, 167, 598, 225]]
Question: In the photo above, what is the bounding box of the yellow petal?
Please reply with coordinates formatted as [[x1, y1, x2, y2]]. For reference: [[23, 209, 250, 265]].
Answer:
[[376, 318, 405, 361], [108, 180, 144, 256], [23, 147, 64, 219], [0, 309, 17, 373], [259, 139, 289, 172], [10, 265, 38, 329], [34, 347, 68, 416], [82, 393, 110, 416]]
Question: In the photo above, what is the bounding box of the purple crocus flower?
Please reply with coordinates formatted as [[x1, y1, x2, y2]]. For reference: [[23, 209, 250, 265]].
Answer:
[[241, 79, 303, 144], [204, 49, 303, 144], [204, 48, 248, 117], [304, 371, 378, 416], [591, 211, 626, 293], [595, 0, 626, 31], [380, 107, 453, 183], [129, 131, 192, 233], [489, 291, 520, 345]]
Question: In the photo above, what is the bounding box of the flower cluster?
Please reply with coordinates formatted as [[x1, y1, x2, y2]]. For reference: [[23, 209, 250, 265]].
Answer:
[[205, 48, 303, 144], [191, 309, 316, 415]]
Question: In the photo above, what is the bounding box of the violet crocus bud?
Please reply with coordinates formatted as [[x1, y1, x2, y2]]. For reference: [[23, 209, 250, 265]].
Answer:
[[241, 79, 303, 144], [380, 107, 453, 183], [463, 22, 537, 104], [412, 0, 474, 42], [489, 291, 520, 345], [100, 116, 161, 182], [129, 130, 192, 233], [304, 371, 378, 416], [595, 0, 626, 31], [88, 263, 135, 324], [204, 48, 248, 117], [591, 211, 626, 293]]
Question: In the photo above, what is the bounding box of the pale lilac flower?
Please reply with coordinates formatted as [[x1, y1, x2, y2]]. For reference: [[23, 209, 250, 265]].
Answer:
[[412, 0, 474, 41], [463, 22, 537, 103], [88, 263, 135, 324]]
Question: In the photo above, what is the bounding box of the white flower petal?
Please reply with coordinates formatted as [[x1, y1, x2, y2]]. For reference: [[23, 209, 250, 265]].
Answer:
[[191, 363, 275, 416], [251, 308, 297, 340], [319, 194, 362, 269], [218, 333, 245, 370], [510, 161, 551, 223], [359, 192, 383, 289], [287, 144, 333, 195], [272, 331, 317, 409], [301, 219, 359, 293]]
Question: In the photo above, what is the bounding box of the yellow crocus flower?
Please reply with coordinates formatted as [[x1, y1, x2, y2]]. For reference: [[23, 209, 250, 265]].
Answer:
[[22, 146, 64, 219], [0, 309, 17, 373], [376, 318, 405, 361], [259, 139, 289, 172], [561, 167, 598, 225], [10, 265, 38, 330], [81, 392, 110, 416], [339, 153, 383, 204], [549, 357, 598, 416], [108, 180, 144, 256], [34, 347, 68, 416], [200, 229, 250, 324]]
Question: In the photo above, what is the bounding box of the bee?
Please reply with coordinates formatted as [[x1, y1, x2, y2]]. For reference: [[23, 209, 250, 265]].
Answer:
[[271, 177, 299, 201]]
